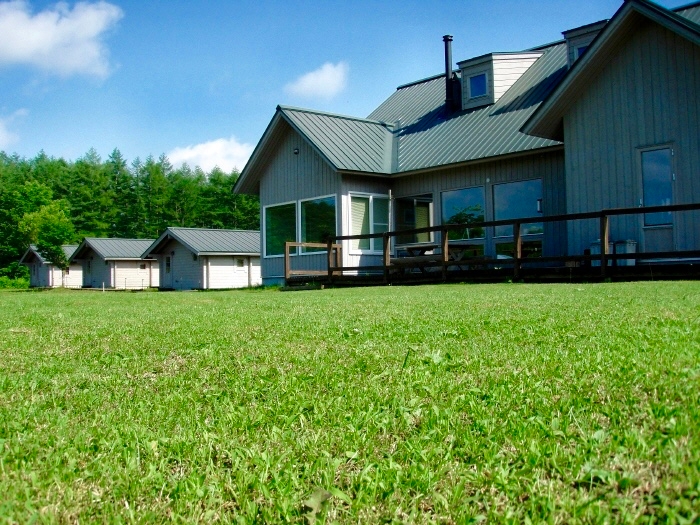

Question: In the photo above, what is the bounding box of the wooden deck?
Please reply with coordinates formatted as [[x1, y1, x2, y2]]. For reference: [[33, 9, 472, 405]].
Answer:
[[283, 202, 700, 288]]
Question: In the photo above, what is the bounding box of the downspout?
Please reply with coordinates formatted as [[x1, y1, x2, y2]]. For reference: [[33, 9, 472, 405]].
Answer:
[[206, 256, 210, 289]]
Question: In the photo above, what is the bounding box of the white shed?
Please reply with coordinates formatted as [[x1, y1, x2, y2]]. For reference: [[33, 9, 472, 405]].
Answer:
[[70, 238, 158, 289], [19, 244, 82, 288], [142, 227, 261, 290]]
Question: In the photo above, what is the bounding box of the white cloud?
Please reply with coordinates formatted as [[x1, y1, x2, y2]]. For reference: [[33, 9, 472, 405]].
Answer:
[[167, 136, 255, 174], [0, 1, 123, 78], [0, 108, 28, 150], [284, 61, 349, 100]]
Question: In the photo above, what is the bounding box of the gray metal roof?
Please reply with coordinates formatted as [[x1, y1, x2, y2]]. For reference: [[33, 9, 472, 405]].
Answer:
[[143, 227, 260, 257], [677, 3, 700, 24], [20, 244, 78, 264], [72, 238, 155, 261], [280, 107, 392, 174], [368, 43, 566, 172], [235, 0, 699, 195]]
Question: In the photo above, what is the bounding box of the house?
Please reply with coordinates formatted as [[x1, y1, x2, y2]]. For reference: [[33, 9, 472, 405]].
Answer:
[[19, 244, 82, 288], [142, 227, 261, 290], [234, 0, 700, 285], [70, 238, 158, 289]]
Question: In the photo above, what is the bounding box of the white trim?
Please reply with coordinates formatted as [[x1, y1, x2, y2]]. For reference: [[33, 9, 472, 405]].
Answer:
[[298, 193, 338, 256], [263, 199, 297, 259], [468, 71, 488, 99], [348, 192, 390, 255]]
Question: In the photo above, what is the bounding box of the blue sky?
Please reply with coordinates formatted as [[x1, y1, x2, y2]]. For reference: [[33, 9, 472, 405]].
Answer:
[[0, 0, 690, 172]]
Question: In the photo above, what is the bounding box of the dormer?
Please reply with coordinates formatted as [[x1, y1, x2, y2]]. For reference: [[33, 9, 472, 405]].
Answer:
[[563, 20, 607, 68], [457, 52, 543, 111]]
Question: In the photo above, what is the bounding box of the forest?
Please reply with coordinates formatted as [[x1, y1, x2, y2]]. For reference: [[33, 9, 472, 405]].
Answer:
[[0, 148, 259, 279]]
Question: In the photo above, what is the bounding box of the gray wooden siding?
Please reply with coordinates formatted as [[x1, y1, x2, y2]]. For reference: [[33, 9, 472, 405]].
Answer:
[[564, 20, 700, 255], [161, 239, 204, 289], [82, 250, 112, 288], [260, 124, 343, 283], [390, 150, 567, 257]]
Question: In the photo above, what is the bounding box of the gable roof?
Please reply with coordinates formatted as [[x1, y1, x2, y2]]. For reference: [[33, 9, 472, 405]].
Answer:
[[235, 41, 569, 195], [19, 244, 78, 265], [71, 238, 155, 261], [142, 227, 260, 257], [522, 0, 700, 140], [236, 106, 394, 193]]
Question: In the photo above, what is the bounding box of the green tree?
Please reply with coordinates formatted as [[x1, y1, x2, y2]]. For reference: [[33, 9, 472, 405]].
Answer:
[[106, 148, 139, 237], [18, 200, 76, 269], [68, 149, 113, 237], [0, 181, 54, 268]]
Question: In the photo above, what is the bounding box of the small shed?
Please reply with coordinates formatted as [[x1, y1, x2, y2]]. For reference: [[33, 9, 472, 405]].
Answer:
[[70, 238, 158, 289], [19, 244, 82, 288], [142, 227, 261, 290]]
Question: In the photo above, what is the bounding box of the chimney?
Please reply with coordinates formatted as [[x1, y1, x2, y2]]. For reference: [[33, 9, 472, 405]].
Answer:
[[443, 35, 454, 110]]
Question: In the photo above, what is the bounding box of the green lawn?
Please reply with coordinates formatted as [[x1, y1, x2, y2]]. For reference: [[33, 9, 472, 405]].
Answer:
[[0, 282, 699, 523]]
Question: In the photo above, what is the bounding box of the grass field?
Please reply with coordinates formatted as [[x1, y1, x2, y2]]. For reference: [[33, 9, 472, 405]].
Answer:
[[0, 282, 699, 523]]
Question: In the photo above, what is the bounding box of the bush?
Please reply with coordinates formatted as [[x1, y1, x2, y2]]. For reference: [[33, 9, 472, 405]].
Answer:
[[0, 276, 29, 289]]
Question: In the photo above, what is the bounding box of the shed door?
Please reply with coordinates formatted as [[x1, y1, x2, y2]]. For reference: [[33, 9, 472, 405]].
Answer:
[[641, 147, 674, 253], [162, 256, 173, 288]]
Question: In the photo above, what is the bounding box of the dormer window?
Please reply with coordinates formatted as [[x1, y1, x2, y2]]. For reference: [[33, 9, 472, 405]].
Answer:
[[563, 20, 607, 68], [458, 52, 542, 111], [469, 73, 488, 99]]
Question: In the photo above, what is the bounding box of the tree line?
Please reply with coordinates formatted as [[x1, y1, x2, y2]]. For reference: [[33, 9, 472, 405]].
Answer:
[[0, 148, 259, 277]]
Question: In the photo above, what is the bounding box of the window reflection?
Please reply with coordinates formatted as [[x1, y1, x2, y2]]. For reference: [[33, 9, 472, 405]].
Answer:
[[441, 187, 485, 240], [493, 179, 543, 237], [642, 148, 673, 226]]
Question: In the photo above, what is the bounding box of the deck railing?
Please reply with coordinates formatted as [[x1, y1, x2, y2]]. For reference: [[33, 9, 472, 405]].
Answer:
[[283, 202, 700, 284]]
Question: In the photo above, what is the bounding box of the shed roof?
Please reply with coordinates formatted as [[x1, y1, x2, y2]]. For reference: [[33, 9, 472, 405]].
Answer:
[[71, 238, 155, 261], [20, 244, 78, 265], [522, 0, 700, 140], [143, 227, 260, 257]]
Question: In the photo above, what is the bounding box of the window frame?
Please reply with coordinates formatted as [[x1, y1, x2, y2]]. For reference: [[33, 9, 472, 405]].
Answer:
[[348, 192, 390, 254], [639, 144, 674, 228], [263, 200, 298, 259], [394, 193, 434, 246], [298, 194, 337, 256], [492, 178, 544, 239], [263, 195, 339, 259], [440, 185, 486, 241], [468, 72, 488, 99]]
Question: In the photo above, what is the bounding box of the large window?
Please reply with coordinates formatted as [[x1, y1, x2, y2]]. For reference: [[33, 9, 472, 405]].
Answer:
[[441, 187, 485, 240], [301, 196, 336, 253], [641, 147, 673, 226], [350, 195, 389, 251], [395, 194, 433, 244], [493, 179, 543, 237], [265, 202, 296, 256], [264, 196, 338, 257]]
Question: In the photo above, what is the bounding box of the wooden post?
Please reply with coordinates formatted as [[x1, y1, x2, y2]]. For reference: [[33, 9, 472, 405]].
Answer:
[[600, 214, 609, 277], [284, 241, 291, 283], [513, 221, 522, 280], [336, 244, 342, 275], [327, 239, 334, 283], [441, 227, 449, 281], [383, 233, 391, 283]]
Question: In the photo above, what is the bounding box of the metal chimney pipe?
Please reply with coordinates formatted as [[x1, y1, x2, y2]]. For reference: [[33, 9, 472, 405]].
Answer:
[[443, 35, 454, 109]]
